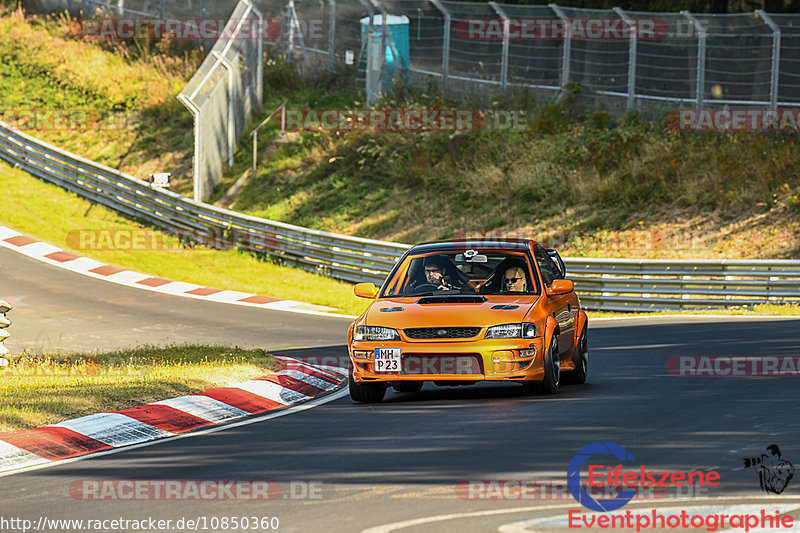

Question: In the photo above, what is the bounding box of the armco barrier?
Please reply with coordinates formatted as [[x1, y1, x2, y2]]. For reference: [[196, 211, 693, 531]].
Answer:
[[2, 120, 800, 311], [0, 300, 11, 357], [0, 120, 406, 285], [564, 258, 800, 312]]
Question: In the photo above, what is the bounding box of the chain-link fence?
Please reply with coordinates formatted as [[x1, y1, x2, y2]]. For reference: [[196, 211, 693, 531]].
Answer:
[[178, 0, 262, 201], [24, 0, 263, 203], [281, 1, 800, 110]]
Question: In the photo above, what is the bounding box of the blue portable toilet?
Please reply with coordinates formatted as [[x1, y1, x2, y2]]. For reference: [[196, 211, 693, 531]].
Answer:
[[360, 14, 410, 88]]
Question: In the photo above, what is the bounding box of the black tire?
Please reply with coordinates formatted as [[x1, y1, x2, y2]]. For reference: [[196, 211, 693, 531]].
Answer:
[[522, 336, 560, 395], [393, 381, 424, 393], [349, 373, 386, 403], [564, 327, 588, 385]]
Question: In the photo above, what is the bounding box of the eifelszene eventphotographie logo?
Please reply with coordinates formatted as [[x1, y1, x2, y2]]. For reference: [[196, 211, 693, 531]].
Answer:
[[567, 441, 721, 512]]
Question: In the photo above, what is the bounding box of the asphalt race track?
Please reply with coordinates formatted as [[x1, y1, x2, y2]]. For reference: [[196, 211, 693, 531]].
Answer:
[[2, 244, 800, 532]]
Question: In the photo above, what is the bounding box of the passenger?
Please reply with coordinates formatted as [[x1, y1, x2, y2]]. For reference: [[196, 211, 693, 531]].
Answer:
[[502, 266, 527, 292]]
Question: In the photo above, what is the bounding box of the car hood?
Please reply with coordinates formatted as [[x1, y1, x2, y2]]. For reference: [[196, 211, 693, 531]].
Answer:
[[362, 295, 539, 329]]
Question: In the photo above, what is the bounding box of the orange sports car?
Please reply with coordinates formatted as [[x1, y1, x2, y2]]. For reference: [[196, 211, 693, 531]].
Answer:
[[347, 239, 588, 402]]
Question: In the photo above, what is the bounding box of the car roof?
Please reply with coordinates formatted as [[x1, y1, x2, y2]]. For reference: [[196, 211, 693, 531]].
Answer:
[[409, 239, 537, 253]]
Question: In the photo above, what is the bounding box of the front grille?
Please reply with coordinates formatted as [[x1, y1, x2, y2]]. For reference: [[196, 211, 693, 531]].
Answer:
[[402, 354, 484, 375], [404, 327, 481, 339]]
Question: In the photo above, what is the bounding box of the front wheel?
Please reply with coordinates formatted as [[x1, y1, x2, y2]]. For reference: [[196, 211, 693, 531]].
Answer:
[[349, 373, 386, 403], [522, 336, 560, 395], [564, 327, 588, 385]]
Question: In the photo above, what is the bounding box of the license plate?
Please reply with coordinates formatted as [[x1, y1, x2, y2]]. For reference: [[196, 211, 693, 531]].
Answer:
[[374, 348, 401, 373]]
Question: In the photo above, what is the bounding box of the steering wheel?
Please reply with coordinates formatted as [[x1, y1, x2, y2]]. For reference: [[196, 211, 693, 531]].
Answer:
[[410, 283, 441, 294]]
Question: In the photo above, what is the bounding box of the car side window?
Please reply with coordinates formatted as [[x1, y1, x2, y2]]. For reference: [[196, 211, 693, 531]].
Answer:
[[534, 249, 559, 287]]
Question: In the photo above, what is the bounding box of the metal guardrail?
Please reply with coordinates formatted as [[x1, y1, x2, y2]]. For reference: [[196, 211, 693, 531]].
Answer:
[[0, 120, 406, 285], [0, 301, 11, 359], [564, 258, 800, 312], [2, 120, 800, 312]]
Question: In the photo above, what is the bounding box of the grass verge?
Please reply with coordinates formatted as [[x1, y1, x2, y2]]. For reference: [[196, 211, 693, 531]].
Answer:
[[0, 345, 274, 432]]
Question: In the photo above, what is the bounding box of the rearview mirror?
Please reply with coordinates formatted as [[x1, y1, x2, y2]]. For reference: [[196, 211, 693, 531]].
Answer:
[[547, 279, 574, 296], [354, 282, 379, 299]]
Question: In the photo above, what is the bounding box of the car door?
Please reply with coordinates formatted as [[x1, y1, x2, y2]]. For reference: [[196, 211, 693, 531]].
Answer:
[[534, 247, 575, 357]]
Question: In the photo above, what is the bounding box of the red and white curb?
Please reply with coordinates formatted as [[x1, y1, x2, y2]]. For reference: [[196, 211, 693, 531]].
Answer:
[[0, 356, 347, 474], [0, 225, 350, 318]]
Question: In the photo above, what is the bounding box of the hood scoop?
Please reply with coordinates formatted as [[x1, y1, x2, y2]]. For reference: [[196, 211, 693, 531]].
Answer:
[[491, 304, 520, 310], [417, 295, 487, 305]]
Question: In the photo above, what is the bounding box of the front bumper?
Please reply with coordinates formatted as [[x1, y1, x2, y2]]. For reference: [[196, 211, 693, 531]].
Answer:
[[349, 337, 547, 383]]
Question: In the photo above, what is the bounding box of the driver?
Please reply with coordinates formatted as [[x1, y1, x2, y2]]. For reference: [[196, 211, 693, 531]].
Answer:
[[423, 256, 456, 291]]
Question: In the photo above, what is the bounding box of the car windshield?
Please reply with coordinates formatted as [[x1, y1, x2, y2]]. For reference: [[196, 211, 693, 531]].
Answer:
[[381, 250, 540, 297]]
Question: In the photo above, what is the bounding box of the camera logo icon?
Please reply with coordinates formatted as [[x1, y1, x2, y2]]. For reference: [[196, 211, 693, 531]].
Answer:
[[743, 444, 794, 494]]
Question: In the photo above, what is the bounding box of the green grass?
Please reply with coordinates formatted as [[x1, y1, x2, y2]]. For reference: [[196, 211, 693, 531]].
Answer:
[[0, 160, 371, 316], [0, 345, 275, 432], [0, 7, 197, 194]]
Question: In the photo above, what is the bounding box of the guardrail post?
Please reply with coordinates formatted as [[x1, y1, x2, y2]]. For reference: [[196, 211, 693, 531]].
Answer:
[[177, 93, 203, 202], [328, 0, 336, 72], [288, 0, 309, 66], [549, 4, 571, 88], [757, 10, 781, 108], [254, 4, 264, 111], [212, 52, 235, 168], [429, 0, 451, 93], [682, 11, 706, 108], [490, 2, 510, 92], [614, 7, 637, 111], [0, 300, 11, 362]]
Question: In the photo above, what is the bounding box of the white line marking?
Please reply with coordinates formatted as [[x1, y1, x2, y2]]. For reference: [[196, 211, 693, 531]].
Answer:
[[53, 413, 173, 447], [229, 380, 308, 404], [150, 395, 250, 423], [279, 369, 341, 391], [0, 441, 50, 473], [0, 227, 22, 240]]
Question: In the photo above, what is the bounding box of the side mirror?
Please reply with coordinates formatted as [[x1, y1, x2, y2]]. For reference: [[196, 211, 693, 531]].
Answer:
[[547, 279, 574, 296], [354, 282, 379, 299]]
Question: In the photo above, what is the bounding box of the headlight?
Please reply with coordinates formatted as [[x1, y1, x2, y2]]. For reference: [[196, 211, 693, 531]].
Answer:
[[353, 326, 400, 341], [485, 323, 537, 339]]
